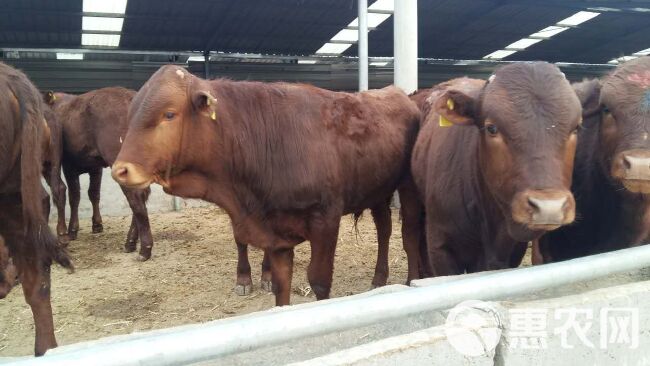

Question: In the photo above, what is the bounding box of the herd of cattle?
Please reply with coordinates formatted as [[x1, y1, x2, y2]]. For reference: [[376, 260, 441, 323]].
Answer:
[[0, 56, 649, 356]]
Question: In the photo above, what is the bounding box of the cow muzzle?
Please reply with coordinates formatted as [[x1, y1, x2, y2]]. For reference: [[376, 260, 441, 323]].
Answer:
[[512, 189, 575, 230], [111, 161, 153, 189], [612, 149, 650, 194]]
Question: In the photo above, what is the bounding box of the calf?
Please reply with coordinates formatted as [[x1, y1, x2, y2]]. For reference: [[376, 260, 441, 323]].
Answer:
[[412, 62, 581, 275], [44, 88, 155, 261], [112, 66, 421, 305], [538, 57, 650, 261], [0, 61, 73, 355]]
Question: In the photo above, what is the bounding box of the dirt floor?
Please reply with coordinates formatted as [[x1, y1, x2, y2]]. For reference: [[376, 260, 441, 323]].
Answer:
[[0, 206, 531, 357]]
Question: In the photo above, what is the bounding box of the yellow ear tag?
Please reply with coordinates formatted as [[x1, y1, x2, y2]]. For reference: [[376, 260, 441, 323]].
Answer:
[[439, 115, 453, 127], [446, 98, 454, 110], [52, 94, 57, 101], [210, 110, 217, 121]]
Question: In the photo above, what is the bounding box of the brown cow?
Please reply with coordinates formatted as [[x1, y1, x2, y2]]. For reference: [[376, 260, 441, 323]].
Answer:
[[0, 61, 73, 355], [111, 65, 421, 305], [412, 62, 581, 275], [42, 102, 69, 245], [538, 57, 650, 262], [44, 88, 155, 261]]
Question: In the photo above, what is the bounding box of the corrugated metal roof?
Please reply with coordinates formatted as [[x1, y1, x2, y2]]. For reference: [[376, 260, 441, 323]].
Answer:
[[0, 0, 648, 63]]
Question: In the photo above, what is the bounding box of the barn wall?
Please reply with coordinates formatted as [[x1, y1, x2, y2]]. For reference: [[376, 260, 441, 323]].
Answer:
[[4, 59, 612, 94]]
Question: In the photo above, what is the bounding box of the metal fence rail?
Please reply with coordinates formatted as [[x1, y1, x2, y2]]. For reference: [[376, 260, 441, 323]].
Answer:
[[11, 244, 650, 366]]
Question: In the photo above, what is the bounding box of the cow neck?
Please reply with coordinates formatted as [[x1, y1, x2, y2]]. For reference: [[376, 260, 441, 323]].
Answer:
[[471, 134, 504, 242], [578, 147, 650, 247]]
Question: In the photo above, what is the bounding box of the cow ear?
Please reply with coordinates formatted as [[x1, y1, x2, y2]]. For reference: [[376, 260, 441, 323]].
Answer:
[[191, 90, 218, 121], [433, 90, 478, 126], [44, 91, 57, 105], [573, 79, 601, 118]]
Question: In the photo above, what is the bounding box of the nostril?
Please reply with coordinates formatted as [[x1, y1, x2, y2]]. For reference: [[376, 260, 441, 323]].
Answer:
[[114, 166, 128, 180], [527, 197, 540, 213], [623, 156, 632, 170]]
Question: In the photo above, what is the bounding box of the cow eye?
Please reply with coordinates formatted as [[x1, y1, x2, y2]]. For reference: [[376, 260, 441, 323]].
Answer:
[[164, 111, 175, 120], [602, 105, 610, 114], [485, 123, 499, 136]]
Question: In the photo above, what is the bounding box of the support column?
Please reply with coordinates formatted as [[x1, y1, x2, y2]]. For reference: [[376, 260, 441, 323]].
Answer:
[[394, 0, 418, 94], [204, 51, 210, 79], [358, 0, 368, 91]]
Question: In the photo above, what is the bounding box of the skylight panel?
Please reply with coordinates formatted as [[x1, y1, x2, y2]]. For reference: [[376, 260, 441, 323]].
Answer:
[[298, 60, 317, 64], [56, 53, 84, 60], [349, 13, 391, 28], [82, 34, 121, 47], [83, 0, 128, 14], [82, 16, 124, 31], [370, 61, 389, 66], [483, 50, 517, 60], [187, 56, 205, 62], [369, 0, 394, 12], [556, 11, 600, 26], [505, 38, 543, 50], [608, 56, 638, 64], [633, 48, 650, 56], [529, 26, 569, 39], [331, 29, 359, 43], [315, 43, 352, 55]]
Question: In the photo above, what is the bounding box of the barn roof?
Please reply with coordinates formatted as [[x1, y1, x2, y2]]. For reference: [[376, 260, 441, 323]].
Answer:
[[1, 0, 649, 64]]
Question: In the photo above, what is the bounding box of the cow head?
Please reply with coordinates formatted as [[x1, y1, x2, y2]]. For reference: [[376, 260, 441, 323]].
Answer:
[[578, 57, 650, 193], [0, 238, 17, 299], [433, 62, 581, 241], [112, 65, 219, 191]]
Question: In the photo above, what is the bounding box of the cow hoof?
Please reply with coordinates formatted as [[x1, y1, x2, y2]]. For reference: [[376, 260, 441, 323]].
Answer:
[[68, 230, 78, 241], [92, 224, 104, 234], [135, 254, 149, 262], [57, 235, 70, 248], [234, 284, 252, 296], [260, 280, 273, 292], [123, 243, 137, 253]]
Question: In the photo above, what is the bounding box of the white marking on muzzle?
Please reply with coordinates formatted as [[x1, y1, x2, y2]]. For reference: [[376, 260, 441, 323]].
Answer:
[[624, 155, 650, 180], [529, 197, 567, 225]]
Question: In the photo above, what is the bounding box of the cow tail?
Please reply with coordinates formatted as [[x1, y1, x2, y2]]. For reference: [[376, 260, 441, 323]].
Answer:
[[16, 89, 73, 271]]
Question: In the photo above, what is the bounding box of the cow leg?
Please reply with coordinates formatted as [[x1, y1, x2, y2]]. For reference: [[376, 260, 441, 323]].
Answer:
[[122, 187, 154, 261], [44, 158, 68, 246], [398, 179, 424, 283], [20, 260, 57, 356], [269, 247, 294, 306], [370, 202, 391, 288], [426, 216, 461, 276], [1, 217, 57, 356], [123, 215, 138, 253], [307, 216, 340, 300], [260, 250, 272, 292], [63, 167, 80, 240], [234, 241, 252, 296], [88, 168, 103, 234]]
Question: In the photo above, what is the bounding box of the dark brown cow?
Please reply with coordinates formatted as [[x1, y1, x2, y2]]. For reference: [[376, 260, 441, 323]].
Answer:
[[44, 87, 155, 261], [412, 62, 581, 275], [42, 103, 69, 245], [538, 57, 650, 262], [0, 61, 73, 355], [111, 65, 421, 305]]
